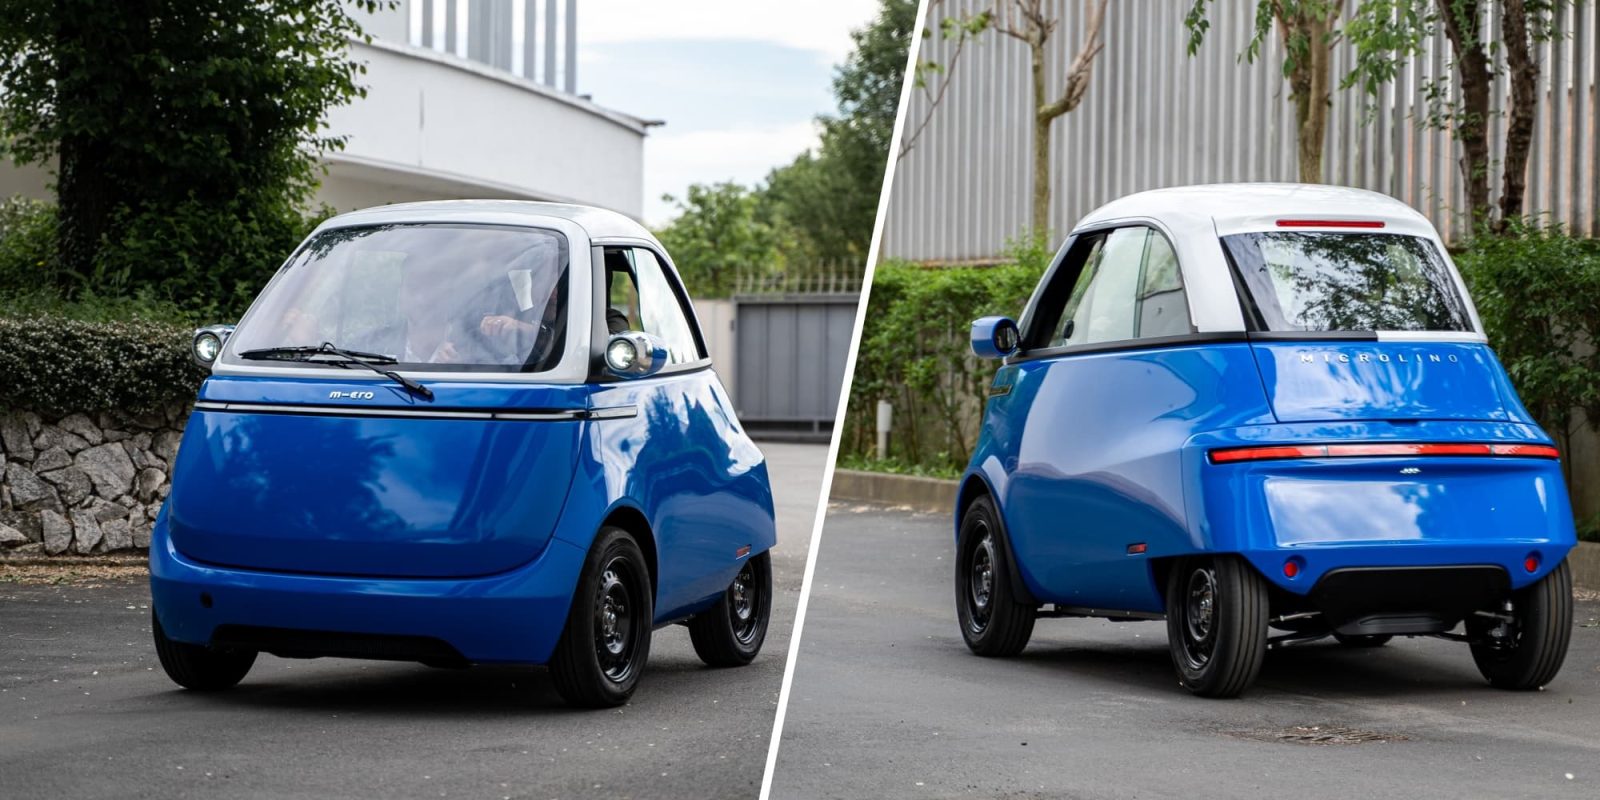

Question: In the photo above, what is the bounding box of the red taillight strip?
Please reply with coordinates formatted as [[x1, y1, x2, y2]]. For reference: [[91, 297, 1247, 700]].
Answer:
[[1274, 219, 1386, 229], [1209, 442, 1559, 463]]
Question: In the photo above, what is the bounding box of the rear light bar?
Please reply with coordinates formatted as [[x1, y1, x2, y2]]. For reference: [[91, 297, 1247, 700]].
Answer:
[[1209, 442, 1559, 464], [1274, 219, 1386, 229]]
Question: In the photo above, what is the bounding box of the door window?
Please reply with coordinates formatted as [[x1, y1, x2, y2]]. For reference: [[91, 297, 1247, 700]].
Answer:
[[1042, 227, 1191, 348]]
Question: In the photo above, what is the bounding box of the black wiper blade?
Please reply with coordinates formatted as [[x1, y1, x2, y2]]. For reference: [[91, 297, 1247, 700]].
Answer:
[[242, 342, 432, 401], [239, 344, 397, 364]]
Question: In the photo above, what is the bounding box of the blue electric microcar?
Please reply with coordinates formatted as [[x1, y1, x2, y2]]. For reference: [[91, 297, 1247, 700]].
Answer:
[[960, 184, 1576, 697], [153, 201, 776, 707]]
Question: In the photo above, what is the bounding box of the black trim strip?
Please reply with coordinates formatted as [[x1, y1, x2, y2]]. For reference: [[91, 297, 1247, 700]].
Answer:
[[1244, 330, 1381, 342], [193, 401, 637, 421], [1007, 331, 1251, 364]]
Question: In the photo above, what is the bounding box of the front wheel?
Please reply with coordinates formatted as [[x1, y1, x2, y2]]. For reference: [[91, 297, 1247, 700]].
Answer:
[[955, 496, 1035, 656], [152, 611, 256, 691], [1470, 559, 1572, 690], [1165, 556, 1268, 698], [689, 551, 772, 667], [550, 528, 654, 708]]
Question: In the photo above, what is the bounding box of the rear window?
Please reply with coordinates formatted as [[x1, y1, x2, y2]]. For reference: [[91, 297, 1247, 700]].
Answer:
[[1220, 232, 1472, 332]]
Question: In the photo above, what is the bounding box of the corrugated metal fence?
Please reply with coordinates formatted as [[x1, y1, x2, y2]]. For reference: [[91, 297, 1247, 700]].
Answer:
[[730, 269, 863, 442], [884, 0, 1599, 261]]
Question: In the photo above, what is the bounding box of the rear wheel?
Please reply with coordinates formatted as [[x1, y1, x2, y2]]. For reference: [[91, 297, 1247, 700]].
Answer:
[[1165, 556, 1268, 698], [1333, 633, 1392, 648], [1470, 560, 1572, 690], [689, 551, 772, 667], [955, 496, 1035, 656], [151, 612, 256, 691], [550, 528, 654, 708]]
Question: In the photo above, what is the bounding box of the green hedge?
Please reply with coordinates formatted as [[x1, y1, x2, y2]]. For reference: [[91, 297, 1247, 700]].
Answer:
[[840, 259, 1038, 473], [0, 306, 200, 417]]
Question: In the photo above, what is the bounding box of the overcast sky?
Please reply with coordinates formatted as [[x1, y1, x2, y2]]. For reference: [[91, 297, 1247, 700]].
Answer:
[[578, 1, 881, 226]]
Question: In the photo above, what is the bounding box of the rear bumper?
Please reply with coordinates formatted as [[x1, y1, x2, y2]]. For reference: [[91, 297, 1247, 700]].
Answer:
[[149, 511, 587, 665]]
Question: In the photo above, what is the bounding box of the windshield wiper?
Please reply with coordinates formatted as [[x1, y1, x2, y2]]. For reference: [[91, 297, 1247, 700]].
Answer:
[[239, 343, 434, 400]]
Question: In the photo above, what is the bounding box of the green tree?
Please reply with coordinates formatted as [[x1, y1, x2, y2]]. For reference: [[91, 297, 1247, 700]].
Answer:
[[654, 182, 782, 298], [764, 0, 918, 263], [0, 0, 384, 311], [1185, 1, 1344, 184], [1343, 0, 1575, 225], [994, 0, 1110, 238]]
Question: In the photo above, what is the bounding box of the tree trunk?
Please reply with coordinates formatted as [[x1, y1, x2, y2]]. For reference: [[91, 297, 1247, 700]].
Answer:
[[51, 4, 119, 282], [1276, 10, 1338, 183], [1499, 0, 1540, 224], [1029, 37, 1052, 237], [1437, 0, 1494, 223]]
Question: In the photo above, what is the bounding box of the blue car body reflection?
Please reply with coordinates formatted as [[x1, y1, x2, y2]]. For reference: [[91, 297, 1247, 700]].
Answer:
[[151, 202, 775, 670]]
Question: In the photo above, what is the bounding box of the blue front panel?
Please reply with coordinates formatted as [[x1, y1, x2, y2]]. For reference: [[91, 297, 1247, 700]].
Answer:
[[577, 368, 775, 622], [978, 343, 1276, 613], [170, 376, 587, 578]]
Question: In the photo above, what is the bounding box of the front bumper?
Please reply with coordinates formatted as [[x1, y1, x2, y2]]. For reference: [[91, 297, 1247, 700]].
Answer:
[[149, 511, 588, 665]]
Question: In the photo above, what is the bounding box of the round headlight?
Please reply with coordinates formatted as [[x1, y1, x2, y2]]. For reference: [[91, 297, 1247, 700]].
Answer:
[[606, 338, 638, 372], [193, 333, 222, 363]]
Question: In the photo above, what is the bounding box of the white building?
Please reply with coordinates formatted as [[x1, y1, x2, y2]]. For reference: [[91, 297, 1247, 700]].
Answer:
[[0, 0, 654, 219]]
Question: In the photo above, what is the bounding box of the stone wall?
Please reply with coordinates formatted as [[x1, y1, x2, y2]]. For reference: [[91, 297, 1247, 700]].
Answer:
[[0, 406, 186, 555]]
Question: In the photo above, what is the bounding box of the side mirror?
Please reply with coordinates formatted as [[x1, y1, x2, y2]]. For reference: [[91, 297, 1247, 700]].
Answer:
[[192, 324, 236, 367], [970, 317, 1020, 360], [604, 331, 669, 378]]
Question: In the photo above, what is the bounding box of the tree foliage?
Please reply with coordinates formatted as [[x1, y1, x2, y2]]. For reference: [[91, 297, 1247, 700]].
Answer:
[[0, 0, 385, 314], [655, 183, 784, 298], [655, 0, 915, 286]]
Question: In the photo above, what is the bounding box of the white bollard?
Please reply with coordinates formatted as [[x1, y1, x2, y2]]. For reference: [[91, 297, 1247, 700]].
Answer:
[[875, 400, 893, 461]]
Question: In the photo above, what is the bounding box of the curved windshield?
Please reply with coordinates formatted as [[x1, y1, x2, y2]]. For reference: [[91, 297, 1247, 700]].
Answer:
[[1221, 232, 1472, 332], [228, 224, 570, 372]]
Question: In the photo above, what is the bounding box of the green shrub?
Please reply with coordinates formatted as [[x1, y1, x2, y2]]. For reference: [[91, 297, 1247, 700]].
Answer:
[[0, 196, 60, 294], [841, 259, 1038, 474], [1454, 221, 1600, 465], [0, 310, 199, 417]]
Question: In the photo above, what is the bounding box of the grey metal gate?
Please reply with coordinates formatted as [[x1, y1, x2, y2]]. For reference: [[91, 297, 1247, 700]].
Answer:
[[732, 277, 861, 442]]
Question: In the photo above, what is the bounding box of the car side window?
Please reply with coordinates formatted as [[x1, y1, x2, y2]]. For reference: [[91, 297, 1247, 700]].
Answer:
[[1040, 226, 1190, 348], [605, 247, 704, 365]]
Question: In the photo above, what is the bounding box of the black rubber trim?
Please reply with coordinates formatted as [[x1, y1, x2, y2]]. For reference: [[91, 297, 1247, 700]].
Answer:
[[210, 625, 469, 667], [1006, 331, 1251, 365], [192, 401, 636, 421], [1244, 330, 1381, 341]]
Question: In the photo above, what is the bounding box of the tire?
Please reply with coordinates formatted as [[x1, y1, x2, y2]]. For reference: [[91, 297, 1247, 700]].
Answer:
[[1470, 559, 1572, 691], [689, 551, 772, 667], [1165, 556, 1269, 698], [955, 496, 1035, 657], [550, 528, 654, 708], [151, 611, 256, 691], [1333, 633, 1392, 648]]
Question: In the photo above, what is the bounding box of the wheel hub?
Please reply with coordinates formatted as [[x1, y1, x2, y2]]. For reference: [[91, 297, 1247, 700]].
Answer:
[[728, 559, 762, 645], [1182, 566, 1218, 667], [596, 568, 632, 660], [965, 525, 997, 635]]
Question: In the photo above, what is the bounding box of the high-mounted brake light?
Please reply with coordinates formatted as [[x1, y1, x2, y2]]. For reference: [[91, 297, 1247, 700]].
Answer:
[[1274, 219, 1386, 229], [1208, 442, 1559, 464]]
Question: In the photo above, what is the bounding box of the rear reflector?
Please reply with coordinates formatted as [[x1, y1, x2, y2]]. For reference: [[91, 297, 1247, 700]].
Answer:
[[1275, 219, 1386, 229], [1209, 442, 1559, 464]]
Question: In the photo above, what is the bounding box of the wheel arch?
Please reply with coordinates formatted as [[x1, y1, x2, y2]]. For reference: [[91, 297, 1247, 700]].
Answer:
[[956, 472, 1038, 607], [600, 504, 659, 601]]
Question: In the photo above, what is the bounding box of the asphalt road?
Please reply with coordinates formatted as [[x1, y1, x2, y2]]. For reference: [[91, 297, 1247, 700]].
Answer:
[[0, 441, 826, 800], [769, 506, 1600, 800]]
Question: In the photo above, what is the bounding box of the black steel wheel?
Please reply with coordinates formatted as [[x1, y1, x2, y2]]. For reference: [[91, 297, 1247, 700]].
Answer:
[[550, 527, 654, 708], [689, 551, 772, 667], [1165, 555, 1268, 698], [151, 611, 256, 691], [955, 496, 1034, 656], [1470, 559, 1572, 690]]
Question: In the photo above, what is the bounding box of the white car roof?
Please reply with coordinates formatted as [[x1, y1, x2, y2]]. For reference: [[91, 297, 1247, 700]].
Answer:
[[311, 200, 662, 246], [1061, 183, 1481, 339]]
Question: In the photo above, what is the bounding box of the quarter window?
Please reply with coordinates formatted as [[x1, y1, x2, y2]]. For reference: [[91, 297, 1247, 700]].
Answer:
[[603, 247, 705, 365], [1044, 226, 1192, 348]]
